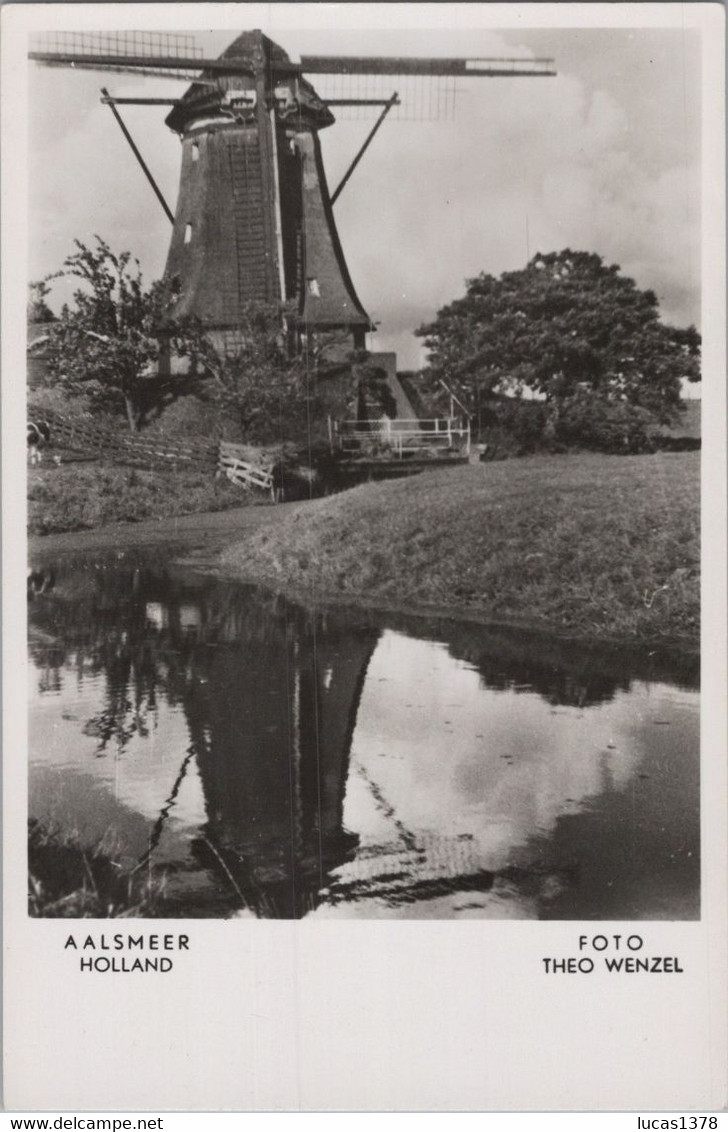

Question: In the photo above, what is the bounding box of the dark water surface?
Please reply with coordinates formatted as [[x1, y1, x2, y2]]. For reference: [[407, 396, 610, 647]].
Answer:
[[28, 553, 700, 919]]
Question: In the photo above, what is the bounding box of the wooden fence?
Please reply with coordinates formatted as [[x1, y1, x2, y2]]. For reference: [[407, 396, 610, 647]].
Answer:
[[37, 411, 274, 494], [43, 411, 218, 470], [218, 441, 275, 495]]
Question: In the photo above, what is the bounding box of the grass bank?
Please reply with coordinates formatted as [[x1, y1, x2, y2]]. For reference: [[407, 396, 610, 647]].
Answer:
[[28, 820, 165, 918], [29, 463, 247, 535], [221, 452, 699, 643]]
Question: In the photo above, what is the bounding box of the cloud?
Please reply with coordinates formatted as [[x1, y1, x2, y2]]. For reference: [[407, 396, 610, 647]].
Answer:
[[331, 32, 700, 364]]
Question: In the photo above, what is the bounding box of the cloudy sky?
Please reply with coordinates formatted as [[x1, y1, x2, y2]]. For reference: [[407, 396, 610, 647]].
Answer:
[[28, 11, 701, 369]]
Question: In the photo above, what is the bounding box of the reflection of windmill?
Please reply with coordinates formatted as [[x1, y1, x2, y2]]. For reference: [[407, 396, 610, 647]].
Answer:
[[30, 29, 555, 360]]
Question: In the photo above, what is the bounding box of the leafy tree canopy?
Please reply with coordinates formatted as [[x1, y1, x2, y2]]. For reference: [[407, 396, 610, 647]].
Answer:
[[27, 281, 56, 324], [37, 237, 170, 431], [176, 302, 315, 441], [416, 250, 700, 426]]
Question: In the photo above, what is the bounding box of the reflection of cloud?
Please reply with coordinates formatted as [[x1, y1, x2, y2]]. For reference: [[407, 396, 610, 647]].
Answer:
[[29, 27, 700, 369], [29, 661, 203, 863], [345, 630, 644, 866]]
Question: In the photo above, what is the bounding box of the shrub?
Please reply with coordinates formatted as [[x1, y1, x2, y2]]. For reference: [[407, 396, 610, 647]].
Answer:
[[553, 393, 656, 454]]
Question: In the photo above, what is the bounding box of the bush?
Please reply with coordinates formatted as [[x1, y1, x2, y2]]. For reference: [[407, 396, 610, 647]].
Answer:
[[478, 393, 657, 456], [553, 393, 656, 454], [491, 399, 549, 451]]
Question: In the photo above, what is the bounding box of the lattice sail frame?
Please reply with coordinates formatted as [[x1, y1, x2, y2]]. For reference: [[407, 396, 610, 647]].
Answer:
[[29, 30, 204, 81], [305, 71, 459, 121]]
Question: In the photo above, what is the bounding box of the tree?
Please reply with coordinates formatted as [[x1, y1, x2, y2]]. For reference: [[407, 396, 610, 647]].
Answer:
[[38, 237, 186, 432], [415, 250, 700, 447], [27, 281, 56, 325], [174, 301, 317, 442]]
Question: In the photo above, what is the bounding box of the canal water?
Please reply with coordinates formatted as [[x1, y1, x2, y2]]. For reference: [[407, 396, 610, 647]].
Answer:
[[27, 553, 700, 920]]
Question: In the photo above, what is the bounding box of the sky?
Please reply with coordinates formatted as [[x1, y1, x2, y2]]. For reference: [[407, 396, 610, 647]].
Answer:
[[28, 17, 701, 371]]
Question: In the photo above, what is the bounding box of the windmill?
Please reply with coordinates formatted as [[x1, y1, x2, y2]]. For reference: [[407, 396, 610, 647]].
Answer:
[[30, 29, 556, 368]]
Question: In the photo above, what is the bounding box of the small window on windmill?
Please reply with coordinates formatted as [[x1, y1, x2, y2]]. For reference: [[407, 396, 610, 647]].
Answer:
[[184, 224, 193, 245], [274, 85, 293, 110], [307, 278, 320, 297], [224, 90, 256, 112], [191, 143, 200, 162]]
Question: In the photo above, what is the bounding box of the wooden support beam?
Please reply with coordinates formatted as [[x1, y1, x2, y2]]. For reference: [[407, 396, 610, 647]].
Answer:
[[301, 55, 556, 77], [101, 96, 180, 106], [331, 93, 399, 206], [30, 50, 253, 75], [101, 87, 175, 224], [324, 98, 403, 106]]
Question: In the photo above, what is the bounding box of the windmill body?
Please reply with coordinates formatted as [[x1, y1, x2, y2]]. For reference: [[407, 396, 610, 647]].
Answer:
[[161, 31, 371, 358]]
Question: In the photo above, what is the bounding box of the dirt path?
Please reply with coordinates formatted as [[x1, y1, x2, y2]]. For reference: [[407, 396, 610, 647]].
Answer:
[[28, 500, 306, 563]]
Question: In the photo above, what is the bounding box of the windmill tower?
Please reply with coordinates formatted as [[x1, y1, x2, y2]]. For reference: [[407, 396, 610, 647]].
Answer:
[[161, 31, 373, 358], [30, 31, 556, 367]]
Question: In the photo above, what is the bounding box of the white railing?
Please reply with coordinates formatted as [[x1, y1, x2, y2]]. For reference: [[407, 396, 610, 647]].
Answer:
[[330, 416, 470, 458]]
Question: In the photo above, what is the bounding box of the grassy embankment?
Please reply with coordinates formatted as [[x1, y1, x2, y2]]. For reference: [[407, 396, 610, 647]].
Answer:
[[26, 388, 264, 535], [28, 463, 248, 535], [222, 451, 699, 643], [28, 819, 165, 918], [26, 384, 332, 536]]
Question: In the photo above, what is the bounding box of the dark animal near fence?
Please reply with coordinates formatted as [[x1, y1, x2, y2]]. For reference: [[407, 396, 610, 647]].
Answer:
[[27, 567, 56, 599], [27, 420, 51, 465]]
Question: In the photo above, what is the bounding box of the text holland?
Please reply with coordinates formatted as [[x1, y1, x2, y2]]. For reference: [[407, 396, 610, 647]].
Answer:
[[80, 956, 174, 973]]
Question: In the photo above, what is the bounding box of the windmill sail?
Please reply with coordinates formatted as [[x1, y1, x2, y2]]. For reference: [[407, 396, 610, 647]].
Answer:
[[29, 30, 207, 81]]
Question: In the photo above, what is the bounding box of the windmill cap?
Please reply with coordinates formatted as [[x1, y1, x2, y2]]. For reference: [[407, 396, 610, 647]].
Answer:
[[221, 30, 293, 67], [165, 30, 335, 133]]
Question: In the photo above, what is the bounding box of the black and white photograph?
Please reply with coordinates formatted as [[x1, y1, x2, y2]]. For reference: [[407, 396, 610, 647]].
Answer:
[[22, 14, 705, 922], [3, 0, 726, 1114]]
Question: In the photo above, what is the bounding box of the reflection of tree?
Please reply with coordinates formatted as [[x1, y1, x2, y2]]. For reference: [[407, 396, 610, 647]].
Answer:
[[29, 560, 699, 756], [82, 647, 156, 753], [29, 562, 279, 756], [357, 609, 699, 706]]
